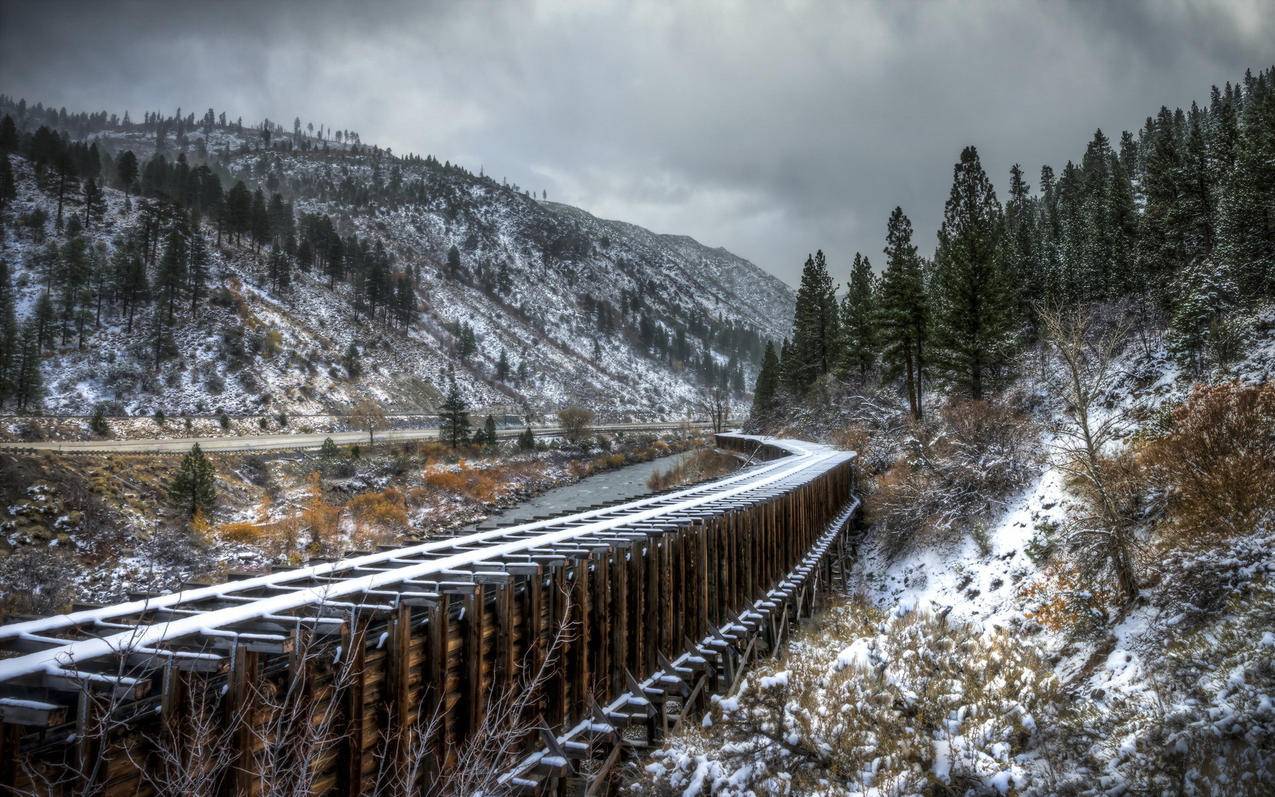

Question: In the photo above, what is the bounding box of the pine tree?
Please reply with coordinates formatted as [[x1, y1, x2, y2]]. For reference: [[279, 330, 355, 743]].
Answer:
[[169, 443, 216, 518], [438, 371, 471, 448], [518, 426, 536, 450], [788, 250, 839, 390], [0, 259, 16, 405], [877, 207, 928, 420], [483, 414, 498, 446], [33, 292, 54, 352], [1138, 108, 1187, 308], [81, 177, 104, 230], [0, 156, 15, 213], [837, 253, 877, 381], [930, 146, 1014, 400], [13, 319, 42, 412], [1167, 257, 1247, 372], [0, 115, 17, 153], [116, 150, 138, 205], [188, 232, 209, 314], [1002, 164, 1040, 335], [1217, 72, 1275, 296], [115, 248, 148, 333], [749, 340, 781, 428], [343, 342, 361, 379], [155, 224, 187, 323]]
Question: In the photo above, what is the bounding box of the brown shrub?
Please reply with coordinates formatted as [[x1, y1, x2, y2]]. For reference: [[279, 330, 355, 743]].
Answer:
[[867, 400, 1038, 558], [424, 463, 504, 504], [557, 405, 594, 445], [347, 487, 408, 530], [1140, 381, 1275, 544]]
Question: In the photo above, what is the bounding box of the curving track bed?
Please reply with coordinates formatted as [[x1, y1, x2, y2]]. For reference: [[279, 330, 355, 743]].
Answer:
[[0, 433, 859, 795]]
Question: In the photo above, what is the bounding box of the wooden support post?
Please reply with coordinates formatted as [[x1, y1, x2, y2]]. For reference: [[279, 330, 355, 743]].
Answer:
[[336, 620, 368, 797], [388, 602, 413, 785], [224, 644, 260, 797], [463, 585, 486, 741]]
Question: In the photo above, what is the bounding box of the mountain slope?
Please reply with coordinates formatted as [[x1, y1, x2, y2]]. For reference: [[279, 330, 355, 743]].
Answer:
[[0, 101, 794, 423]]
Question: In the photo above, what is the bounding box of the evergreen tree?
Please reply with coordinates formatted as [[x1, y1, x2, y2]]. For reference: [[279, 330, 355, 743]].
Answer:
[[877, 207, 928, 420], [787, 250, 839, 390], [518, 425, 536, 450], [155, 224, 187, 323], [749, 340, 781, 428], [249, 188, 270, 252], [1138, 108, 1187, 308], [0, 115, 16, 153], [188, 232, 209, 314], [13, 319, 43, 411], [1217, 72, 1275, 296], [0, 156, 15, 213], [496, 349, 510, 380], [169, 442, 216, 518], [33, 292, 54, 352], [1002, 164, 1040, 335], [114, 248, 148, 333], [1167, 257, 1247, 372], [0, 259, 15, 404], [438, 370, 471, 448], [223, 180, 252, 245], [483, 414, 498, 446], [447, 244, 461, 275], [837, 253, 877, 381], [930, 146, 1014, 400], [343, 342, 361, 379], [116, 150, 138, 204], [81, 177, 104, 230]]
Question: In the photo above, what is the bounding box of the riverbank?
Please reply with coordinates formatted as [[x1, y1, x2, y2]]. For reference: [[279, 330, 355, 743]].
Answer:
[[0, 431, 710, 617]]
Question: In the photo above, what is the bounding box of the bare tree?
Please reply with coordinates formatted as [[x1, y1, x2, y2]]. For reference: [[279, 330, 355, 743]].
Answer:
[[557, 405, 594, 446], [1041, 305, 1139, 603], [349, 398, 388, 445], [699, 383, 729, 433]]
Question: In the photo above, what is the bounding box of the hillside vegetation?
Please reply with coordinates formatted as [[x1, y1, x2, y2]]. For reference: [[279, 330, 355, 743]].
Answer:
[[0, 96, 793, 429]]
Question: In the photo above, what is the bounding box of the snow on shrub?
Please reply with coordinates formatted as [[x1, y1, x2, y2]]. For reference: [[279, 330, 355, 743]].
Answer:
[[632, 598, 1059, 796], [868, 401, 1039, 557]]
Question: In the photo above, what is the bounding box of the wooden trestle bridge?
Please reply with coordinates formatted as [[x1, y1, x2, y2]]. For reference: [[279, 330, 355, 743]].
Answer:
[[0, 434, 859, 795]]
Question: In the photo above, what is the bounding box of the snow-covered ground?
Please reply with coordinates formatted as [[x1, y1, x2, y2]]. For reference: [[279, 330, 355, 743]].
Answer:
[[0, 121, 794, 429], [639, 310, 1275, 795]]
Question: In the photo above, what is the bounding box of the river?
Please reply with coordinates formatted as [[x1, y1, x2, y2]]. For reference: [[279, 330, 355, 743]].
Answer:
[[483, 450, 691, 524]]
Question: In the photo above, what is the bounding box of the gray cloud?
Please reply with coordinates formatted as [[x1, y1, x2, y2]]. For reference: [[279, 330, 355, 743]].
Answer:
[[2, 0, 1271, 285]]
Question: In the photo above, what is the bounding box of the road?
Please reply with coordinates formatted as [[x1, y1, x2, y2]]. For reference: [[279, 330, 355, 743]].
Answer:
[[0, 421, 716, 454]]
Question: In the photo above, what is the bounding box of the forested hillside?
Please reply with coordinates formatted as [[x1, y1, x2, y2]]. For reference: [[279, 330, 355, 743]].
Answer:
[[0, 97, 794, 427], [752, 65, 1274, 421], [647, 66, 1275, 796]]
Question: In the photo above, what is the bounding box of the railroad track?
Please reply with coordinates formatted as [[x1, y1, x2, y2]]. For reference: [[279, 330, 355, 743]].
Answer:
[[0, 433, 859, 795]]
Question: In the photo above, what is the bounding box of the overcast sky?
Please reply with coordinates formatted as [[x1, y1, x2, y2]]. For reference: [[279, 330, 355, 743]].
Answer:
[[2, 0, 1271, 285]]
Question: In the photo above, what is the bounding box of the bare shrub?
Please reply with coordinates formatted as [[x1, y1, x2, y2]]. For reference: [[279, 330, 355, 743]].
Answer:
[[633, 597, 1060, 795], [557, 405, 594, 445], [867, 400, 1037, 557], [1042, 306, 1140, 603], [1140, 381, 1275, 544]]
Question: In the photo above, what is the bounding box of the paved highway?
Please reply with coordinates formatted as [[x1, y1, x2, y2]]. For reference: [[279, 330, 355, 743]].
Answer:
[[0, 421, 714, 454]]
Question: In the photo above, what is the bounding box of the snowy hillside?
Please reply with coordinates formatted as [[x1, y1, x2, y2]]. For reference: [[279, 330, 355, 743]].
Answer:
[[639, 309, 1275, 795], [0, 102, 794, 424]]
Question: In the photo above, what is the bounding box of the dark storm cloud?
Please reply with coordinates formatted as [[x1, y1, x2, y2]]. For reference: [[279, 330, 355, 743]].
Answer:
[[2, 0, 1271, 285]]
